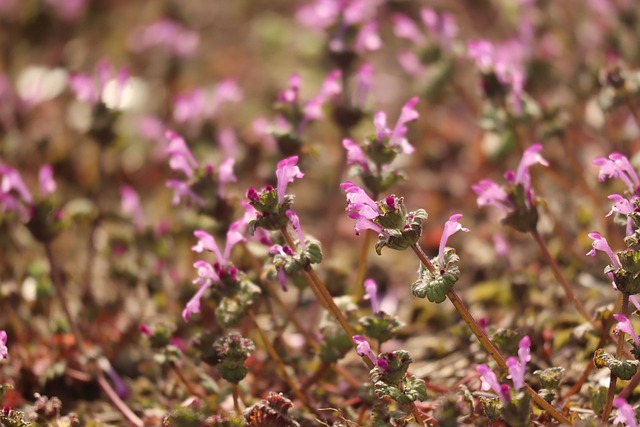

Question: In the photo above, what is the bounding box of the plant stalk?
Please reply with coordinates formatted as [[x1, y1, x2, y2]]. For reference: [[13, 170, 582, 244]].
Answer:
[[411, 244, 572, 425]]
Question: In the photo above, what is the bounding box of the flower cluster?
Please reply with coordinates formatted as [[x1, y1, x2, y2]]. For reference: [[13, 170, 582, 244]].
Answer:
[[477, 336, 531, 405], [472, 144, 548, 233], [343, 97, 419, 194]]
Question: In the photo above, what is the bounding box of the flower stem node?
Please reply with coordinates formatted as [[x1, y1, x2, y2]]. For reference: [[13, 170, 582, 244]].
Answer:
[[593, 348, 639, 380], [374, 208, 428, 255], [411, 249, 461, 303], [370, 350, 427, 405], [212, 333, 256, 384], [609, 249, 640, 294]]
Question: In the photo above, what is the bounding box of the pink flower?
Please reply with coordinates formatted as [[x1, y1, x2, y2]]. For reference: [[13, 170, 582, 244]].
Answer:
[[374, 97, 419, 154], [507, 336, 530, 391], [0, 165, 32, 204], [286, 209, 306, 250], [477, 364, 510, 404], [510, 144, 549, 189], [613, 397, 638, 427], [38, 165, 57, 197], [183, 261, 220, 322], [69, 59, 129, 106], [355, 21, 381, 53], [614, 314, 640, 347], [594, 153, 640, 195], [276, 156, 304, 204], [166, 180, 204, 206], [364, 278, 379, 313], [438, 214, 469, 265], [352, 335, 377, 365], [269, 244, 295, 291], [192, 221, 246, 266], [608, 194, 635, 217], [341, 181, 383, 235], [392, 14, 425, 45], [587, 231, 621, 269], [120, 185, 144, 230], [165, 131, 198, 178], [353, 63, 374, 107], [0, 330, 7, 359], [129, 19, 199, 57], [342, 138, 369, 171], [217, 158, 236, 198], [302, 70, 342, 122]]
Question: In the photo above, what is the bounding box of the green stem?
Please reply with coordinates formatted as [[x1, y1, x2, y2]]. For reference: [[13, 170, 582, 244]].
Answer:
[[601, 293, 630, 424], [411, 244, 572, 425]]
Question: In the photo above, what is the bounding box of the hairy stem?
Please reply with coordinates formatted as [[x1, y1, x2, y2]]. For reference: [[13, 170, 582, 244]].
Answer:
[[601, 293, 630, 424], [411, 244, 572, 425]]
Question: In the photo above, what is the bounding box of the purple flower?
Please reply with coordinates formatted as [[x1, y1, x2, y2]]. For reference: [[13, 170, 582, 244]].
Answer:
[[390, 97, 419, 154], [364, 278, 379, 313], [420, 8, 458, 49], [286, 209, 306, 250], [594, 153, 640, 195], [69, 59, 129, 106], [302, 70, 342, 122], [38, 165, 57, 197], [477, 364, 510, 404], [269, 244, 296, 291], [1, 165, 32, 204], [341, 181, 383, 235], [166, 180, 204, 206], [353, 63, 374, 107], [165, 131, 198, 178], [217, 158, 236, 198], [120, 185, 144, 230], [507, 336, 530, 391], [614, 314, 640, 347], [608, 194, 635, 217], [192, 222, 246, 267], [354, 21, 381, 53], [438, 214, 469, 266], [128, 19, 199, 57], [392, 14, 425, 45], [509, 144, 549, 189], [183, 260, 220, 322], [587, 231, 621, 269], [0, 330, 7, 359], [352, 335, 377, 365], [342, 138, 369, 171], [276, 156, 304, 204], [613, 397, 638, 427]]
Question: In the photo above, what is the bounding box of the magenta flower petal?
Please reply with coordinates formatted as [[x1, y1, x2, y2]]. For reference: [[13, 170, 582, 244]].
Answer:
[[353, 335, 377, 365], [438, 214, 469, 265], [364, 278, 379, 313], [614, 314, 640, 347], [587, 231, 621, 269], [613, 397, 638, 427], [38, 165, 57, 197], [276, 156, 304, 204]]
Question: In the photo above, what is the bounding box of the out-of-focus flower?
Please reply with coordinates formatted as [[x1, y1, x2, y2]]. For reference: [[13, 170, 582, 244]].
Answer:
[[166, 131, 198, 178], [129, 19, 199, 57], [364, 278, 379, 313], [44, 0, 87, 21], [38, 165, 57, 197], [286, 209, 306, 250], [69, 59, 130, 108], [173, 80, 242, 126], [613, 397, 638, 427], [373, 97, 419, 155], [506, 336, 531, 391], [0, 330, 7, 359], [16, 66, 68, 107], [477, 364, 511, 404], [120, 186, 144, 231]]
